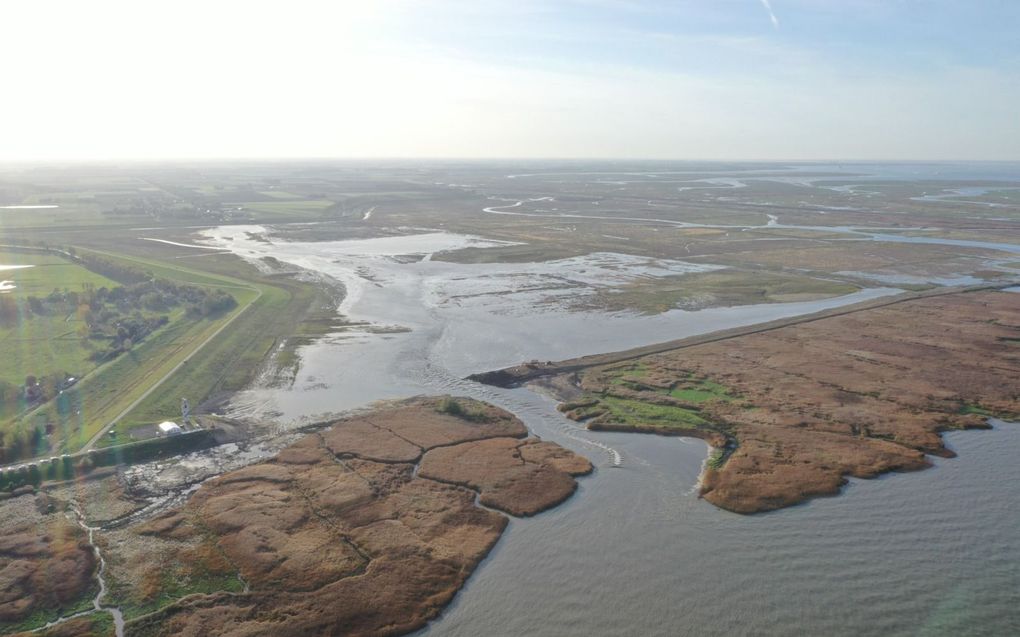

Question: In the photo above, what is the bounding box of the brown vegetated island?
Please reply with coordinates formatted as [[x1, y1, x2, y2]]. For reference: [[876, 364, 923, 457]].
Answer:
[[473, 287, 1020, 514], [4, 396, 591, 637]]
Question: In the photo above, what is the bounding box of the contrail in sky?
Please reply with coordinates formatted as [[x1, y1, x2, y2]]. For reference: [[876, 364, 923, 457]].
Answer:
[[759, 0, 779, 29]]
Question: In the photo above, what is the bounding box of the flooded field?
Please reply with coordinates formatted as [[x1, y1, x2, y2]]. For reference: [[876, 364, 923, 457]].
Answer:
[[199, 225, 899, 420], [0, 264, 31, 293], [197, 192, 1019, 635], [2, 159, 1017, 635]]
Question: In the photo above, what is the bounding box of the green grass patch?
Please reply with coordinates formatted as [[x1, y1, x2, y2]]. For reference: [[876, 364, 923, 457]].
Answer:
[[0, 204, 112, 228], [434, 396, 493, 422], [112, 561, 244, 621], [706, 448, 727, 469], [0, 249, 119, 299], [598, 395, 707, 428], [103, 530, 244, 622], [603, 363, 650, 383], [78, 248, 254, 289], [958, 403, 993, 417], [582, 367, 740, 432], [600, 366, 735, 405], [670, 378, 735, 403], [0, 312, 102, 387]]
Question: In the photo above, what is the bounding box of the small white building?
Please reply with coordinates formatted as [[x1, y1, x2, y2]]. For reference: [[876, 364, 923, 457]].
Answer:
[[158, 421, 183, 436]]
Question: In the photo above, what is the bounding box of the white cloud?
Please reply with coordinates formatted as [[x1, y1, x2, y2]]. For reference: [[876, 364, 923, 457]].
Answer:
[[759, 0, 780, 29]]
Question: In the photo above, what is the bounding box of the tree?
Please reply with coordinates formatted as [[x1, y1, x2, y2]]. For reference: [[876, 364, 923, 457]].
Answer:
[[141, 292, 164, 310]]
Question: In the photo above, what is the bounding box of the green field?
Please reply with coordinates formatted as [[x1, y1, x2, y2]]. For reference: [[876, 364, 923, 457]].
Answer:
[[669, 378, 735, 403], [0, 250, 122, 386], [569, 365, 739, 431], [599, 394, 709, 428], [0, 238, 328, 461], [0, 249, 119, 297], [0, 202, 114, 228], [1, 306, 117, 387], [603, 365, 734, 404], [258, 190, 304, 199], [240, 199, 336, 219]]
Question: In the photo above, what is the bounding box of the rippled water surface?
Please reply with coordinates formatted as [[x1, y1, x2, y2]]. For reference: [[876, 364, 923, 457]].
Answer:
[[201, 225, 1020, 637], [200, 226, 898, 418], [420, 418, 1020, 637]]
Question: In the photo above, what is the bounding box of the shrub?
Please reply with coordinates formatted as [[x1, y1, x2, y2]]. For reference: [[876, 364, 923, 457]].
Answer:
[[435, 397, 488, 422], [436, 397, 465, 417]]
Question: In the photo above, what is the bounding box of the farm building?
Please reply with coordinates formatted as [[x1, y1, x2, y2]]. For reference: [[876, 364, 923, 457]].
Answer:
[[158, 421, 183, 436]]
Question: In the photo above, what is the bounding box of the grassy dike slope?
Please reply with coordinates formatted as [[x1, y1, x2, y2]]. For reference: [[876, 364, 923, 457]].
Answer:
[[8, 245, 329, 456]]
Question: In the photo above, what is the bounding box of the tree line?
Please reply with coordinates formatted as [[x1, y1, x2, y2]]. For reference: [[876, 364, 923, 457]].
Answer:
[[0, 250, 238, 463]]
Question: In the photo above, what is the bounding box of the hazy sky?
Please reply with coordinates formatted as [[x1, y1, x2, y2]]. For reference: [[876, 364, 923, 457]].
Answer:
[[3, 0, 1018, 160]]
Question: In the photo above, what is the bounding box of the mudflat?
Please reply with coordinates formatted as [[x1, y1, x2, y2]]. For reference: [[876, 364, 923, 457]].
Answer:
[[536, 290, 1020, 513]]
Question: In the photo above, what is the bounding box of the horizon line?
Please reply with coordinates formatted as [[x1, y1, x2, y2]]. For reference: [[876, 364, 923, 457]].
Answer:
[[1, 156, 1019, 165]]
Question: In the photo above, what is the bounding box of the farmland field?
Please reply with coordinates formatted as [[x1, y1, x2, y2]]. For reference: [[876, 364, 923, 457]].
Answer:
[[0, 234, 327, 460], [0, 250, 122, 387]]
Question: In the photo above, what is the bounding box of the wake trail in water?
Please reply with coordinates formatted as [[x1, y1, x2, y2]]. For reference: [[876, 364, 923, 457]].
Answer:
[[415, 327, 623, 467]]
